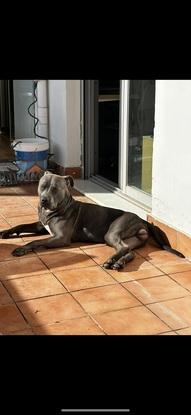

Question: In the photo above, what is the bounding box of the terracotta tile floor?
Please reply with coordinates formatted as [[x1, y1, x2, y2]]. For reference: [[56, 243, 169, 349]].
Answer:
[[1, 183, 191, 335]]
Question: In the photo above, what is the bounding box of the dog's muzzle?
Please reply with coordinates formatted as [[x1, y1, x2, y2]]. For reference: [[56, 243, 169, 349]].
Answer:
[[40, 197, 49, 208]]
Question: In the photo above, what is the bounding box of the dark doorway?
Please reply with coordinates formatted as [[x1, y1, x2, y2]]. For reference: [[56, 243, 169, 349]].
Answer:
[[95, 80, 120, 185], [84, 80, 120, 184], [0, 80, 15, 161]]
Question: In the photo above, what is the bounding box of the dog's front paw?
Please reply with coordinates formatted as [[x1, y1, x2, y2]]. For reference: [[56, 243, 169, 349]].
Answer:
[[111, 262, 123, 270], [12, 247, 28, 257], [102, 258, 116, 269], [0, 230, 13, 239]]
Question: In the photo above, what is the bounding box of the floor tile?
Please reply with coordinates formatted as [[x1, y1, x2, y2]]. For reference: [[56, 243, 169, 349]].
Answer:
[[34, 316, 104, 335], [35, 245, 82, 255], [81, 245, 116, 265], [7, 215, 39, 226], [143, 250, 186, 265], [0, 217, 10, 230], [1, 184, 191, 336], [38, 249, 96, 271], [148, 296, 191, 330], [22, 234, 50, 242], [78, 243, 106, 249], [0, 238, 36, 261], [176, 327, 191, 335], [123, 275, 188, 304], [105, 260, 164, 283], [0, 204, 36, 218], [157, 261, 191, 274], [0, 239, 25, 261], [4, 273, 66, 301], [7, 328, 34, 335], [72, 284, 141, 314], [169, 270, 191, 292], [0, 196, 22, 205], [0, 303, 29, 333], [147, 216, 177, 248], [14, 184, 38, 196], [0, 282, 13, 305], [93, 306, 170, 335], [17, 293, 85, 326], [135, 244, 161, 258], [21, 196, 39, 208], [0, 187, 17, 195], [54, 265, 116, 291], [177, 231, 191, 259], [0, 257, 48, 281]]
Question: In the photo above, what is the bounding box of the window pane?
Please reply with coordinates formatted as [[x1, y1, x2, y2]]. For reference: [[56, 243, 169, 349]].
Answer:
[[128, 80, 155, 194]]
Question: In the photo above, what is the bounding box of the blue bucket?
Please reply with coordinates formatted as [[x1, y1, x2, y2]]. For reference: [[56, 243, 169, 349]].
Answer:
[[13, 138, 49, 181]]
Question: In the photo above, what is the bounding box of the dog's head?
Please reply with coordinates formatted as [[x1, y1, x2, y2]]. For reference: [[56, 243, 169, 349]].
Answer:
[[38, 171, 74, 210]]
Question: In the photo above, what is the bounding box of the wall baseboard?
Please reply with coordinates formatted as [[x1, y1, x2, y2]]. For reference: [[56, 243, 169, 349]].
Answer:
[[147, 214, 191, 259], [48, 161, 82, 179]]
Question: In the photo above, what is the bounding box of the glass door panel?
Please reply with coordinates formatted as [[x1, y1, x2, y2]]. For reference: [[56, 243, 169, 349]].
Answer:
[[128, 80, 155, 195]]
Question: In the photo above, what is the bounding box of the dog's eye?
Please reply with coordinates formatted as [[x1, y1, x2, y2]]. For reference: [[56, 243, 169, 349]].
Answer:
[[51, 186, 57, 191]]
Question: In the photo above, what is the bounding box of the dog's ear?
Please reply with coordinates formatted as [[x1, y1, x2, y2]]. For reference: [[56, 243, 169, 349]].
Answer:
[[64, 175, 74, 188]]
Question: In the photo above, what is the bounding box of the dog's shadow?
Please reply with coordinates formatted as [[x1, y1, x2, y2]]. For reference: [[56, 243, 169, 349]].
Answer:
[[0, 235, 163, 276]]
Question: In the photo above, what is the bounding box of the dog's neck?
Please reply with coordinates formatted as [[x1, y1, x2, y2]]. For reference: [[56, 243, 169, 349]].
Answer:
[[44, 194, 75, 219], [38, 192, 76, 224], [59, 192, 75, 212]]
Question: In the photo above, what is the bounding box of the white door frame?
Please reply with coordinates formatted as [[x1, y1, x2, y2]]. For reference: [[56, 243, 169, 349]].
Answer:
[[119, 80, 152, 208]]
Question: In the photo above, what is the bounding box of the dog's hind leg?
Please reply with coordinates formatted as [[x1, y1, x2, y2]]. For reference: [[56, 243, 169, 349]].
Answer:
[[110, 231, 149, 270], [103, 228, 149, 270]]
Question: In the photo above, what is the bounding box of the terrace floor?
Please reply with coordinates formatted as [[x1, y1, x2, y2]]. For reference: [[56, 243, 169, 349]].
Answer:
[[1, 183, 191, 335]]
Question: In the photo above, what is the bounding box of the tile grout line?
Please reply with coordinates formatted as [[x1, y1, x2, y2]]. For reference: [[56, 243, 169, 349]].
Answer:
[[102, 267, 165, 283], [145, 260, 191, 275], [165, 273, 191, 293], [25, 246, 191, 333], [1, 249, 190, 333], [49, 251, 172, 334], [121, 282, 191, 308], [20, 196, 38, 211], [50, 271, 118, 294], [3, 247, 106, 333], [79, 256, 191, 331], [132, 250, 191, 290], [87, 313, 108, 335], [0, 280, 34, 331], [117, 280, 176, 333], [66, 288, 107, 335], [141, 259, 191, 292]]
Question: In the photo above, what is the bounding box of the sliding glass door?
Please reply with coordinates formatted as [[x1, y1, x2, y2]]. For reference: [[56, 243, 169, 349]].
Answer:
[[119, 80, 155, 207], [84, 80, 156, 208]]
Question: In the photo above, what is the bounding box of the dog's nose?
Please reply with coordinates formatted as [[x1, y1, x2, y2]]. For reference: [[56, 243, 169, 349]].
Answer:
[[41, 197, 47, 206]]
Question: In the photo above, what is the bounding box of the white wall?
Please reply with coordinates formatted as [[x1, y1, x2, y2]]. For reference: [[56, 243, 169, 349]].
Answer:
[[36, 80, 48, 139], [152, 80, 191, 236], [13, 80, 35, 139], [48, 80, 81, 167], [65, 80, 81, 166]]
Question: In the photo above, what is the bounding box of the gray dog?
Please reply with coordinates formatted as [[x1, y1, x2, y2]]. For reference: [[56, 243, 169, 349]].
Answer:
[[0, 172, 184, 269]]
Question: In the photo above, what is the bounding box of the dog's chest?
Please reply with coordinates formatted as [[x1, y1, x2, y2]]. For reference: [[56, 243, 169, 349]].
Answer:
[[40, 209, 53, 236], [43, 223, 53, 236]]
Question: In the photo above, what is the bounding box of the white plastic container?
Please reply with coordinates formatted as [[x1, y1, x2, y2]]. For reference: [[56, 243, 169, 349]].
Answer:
[[13, 138, 49, 180], [13, 138, 49, 152]]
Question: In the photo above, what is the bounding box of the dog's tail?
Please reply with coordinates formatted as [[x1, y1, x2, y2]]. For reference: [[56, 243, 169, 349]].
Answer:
[[145, 221, 185, 258]]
